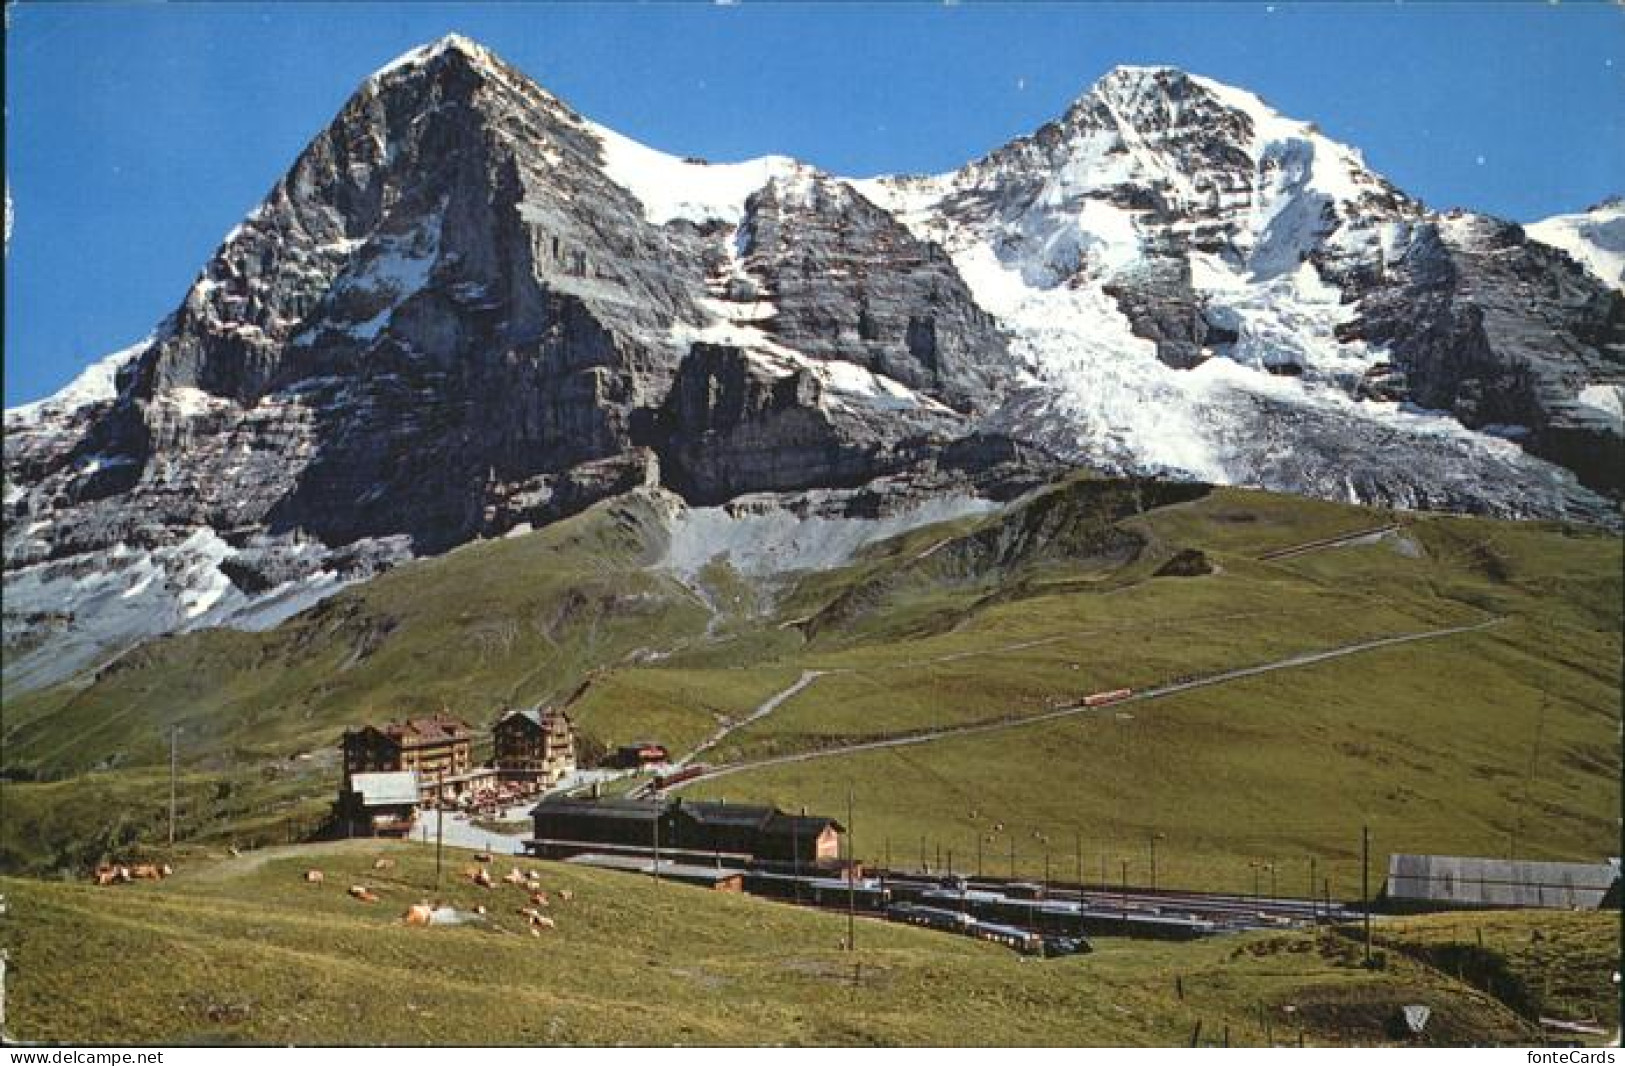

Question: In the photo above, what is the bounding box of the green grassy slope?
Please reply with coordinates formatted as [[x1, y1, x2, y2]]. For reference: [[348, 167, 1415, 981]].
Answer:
[[3, 478, 1618, 893], [0, 841, 1584, 1047], [682, 496, 1621, 895]]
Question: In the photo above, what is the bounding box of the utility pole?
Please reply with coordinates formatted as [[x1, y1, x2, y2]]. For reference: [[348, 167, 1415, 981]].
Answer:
[[846, 786, 855, 953], [435, 767, 445, 889], [1149, 831, 1164, 892], [1120, 858, 1129, 921], [1009, 837, 1016, 880], [1361, 825, 1372, 966], [976, 833, 983, 878], [1074, 830, 1082, 885], [652, 798, 662, 886], [1309, 857, 1318, 920], [168, 726, 179, 847]]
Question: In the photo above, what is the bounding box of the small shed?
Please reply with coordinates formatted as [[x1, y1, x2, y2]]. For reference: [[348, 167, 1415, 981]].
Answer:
[[339, 771, 421, 836], [615, 741, 669, 768], [1384, 854, 1621, 911]]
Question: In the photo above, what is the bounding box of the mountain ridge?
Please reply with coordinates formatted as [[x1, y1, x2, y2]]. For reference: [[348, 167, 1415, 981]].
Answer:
[[5, 35, 1620, 693]]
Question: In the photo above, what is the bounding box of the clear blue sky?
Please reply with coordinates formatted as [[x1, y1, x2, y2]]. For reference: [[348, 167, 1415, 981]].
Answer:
[[6, 2, 1623, 407]]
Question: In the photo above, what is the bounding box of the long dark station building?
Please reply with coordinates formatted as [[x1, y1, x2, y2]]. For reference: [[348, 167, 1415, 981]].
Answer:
[[528, 794, 844, 867]]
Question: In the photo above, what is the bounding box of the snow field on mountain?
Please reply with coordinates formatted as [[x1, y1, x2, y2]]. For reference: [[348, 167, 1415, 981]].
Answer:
[[1525, 200, 1625, 293], [587, 120, 803, 227]]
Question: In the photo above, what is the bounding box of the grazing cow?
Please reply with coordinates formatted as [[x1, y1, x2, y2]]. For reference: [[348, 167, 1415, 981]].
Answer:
[[404, 903, 434, 927], [557, 889, 574, 903], [130, 864, 165, 880], [502, 867, 527, 885], [475, 852, 493, 864], [305, 869, 324, 885], [518, 907, 555, 930], [474, 904, 487, 916], [348, 884, 380, 903], [472, 868, 493, 889], [529, 890, 550, 908], [373, 858, 396, 871], [92, 866, 119, 887]]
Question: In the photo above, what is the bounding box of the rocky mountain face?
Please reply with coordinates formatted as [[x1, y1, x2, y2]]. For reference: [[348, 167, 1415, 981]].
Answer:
[[5, 36, 1621, 690]]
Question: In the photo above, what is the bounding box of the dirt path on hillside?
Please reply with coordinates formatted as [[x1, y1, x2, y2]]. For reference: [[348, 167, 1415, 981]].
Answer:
[[671, 669, 833, 770], [176, 838, 391, 883]]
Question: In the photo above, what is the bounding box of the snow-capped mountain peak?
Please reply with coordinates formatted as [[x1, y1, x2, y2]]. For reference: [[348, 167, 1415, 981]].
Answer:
[[368, 32, 503, 84], [6, 38, 1621, 696]]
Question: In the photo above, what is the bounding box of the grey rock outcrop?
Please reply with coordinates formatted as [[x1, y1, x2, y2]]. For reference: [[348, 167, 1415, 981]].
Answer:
[[1339, 212, 1625, 493], [736, 175, 1008, 410]]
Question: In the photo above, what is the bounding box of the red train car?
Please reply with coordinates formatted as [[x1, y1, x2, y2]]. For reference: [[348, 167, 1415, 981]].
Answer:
[[1082, 688, 1132, 707], [653, 764, 708, 790]]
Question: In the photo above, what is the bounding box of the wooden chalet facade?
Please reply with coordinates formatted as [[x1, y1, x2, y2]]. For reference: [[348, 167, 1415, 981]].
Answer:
[[340, 713, 490, 805], [493, 707, 576, 788], [343, 713, 473, 780]]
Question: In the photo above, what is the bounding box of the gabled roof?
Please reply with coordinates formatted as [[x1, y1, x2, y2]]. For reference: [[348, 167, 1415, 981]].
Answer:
[[532, 795, 665, 822], [679, 801, 776, 829], [528, 796, 845, 836], [762, 811, 844, 837], [388, 714, 470, 743], [348, 714, 470, 747], [498, 706, 570, 731], [348, 771, 421, 807]]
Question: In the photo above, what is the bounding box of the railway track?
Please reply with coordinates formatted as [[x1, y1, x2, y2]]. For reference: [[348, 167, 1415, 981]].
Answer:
[[1255, 523, 1403, 561], [665, 615, 1505, 791]]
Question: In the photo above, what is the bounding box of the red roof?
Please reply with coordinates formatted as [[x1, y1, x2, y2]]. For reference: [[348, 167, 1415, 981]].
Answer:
[[382, 714, 470, 745]]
